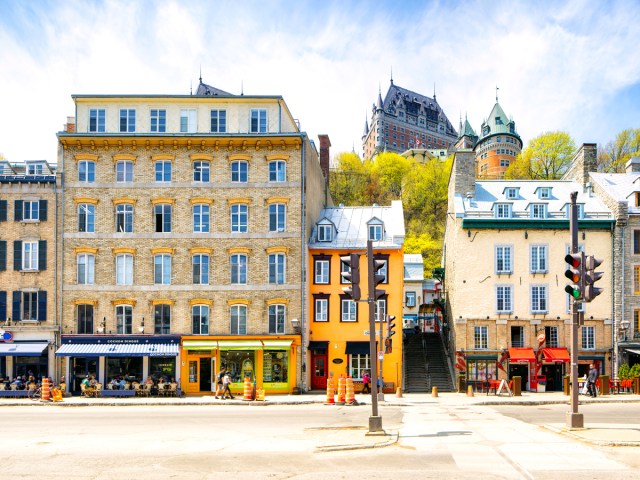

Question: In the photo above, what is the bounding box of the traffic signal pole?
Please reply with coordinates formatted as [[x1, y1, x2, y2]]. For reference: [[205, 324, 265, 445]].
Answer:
[[567, 191, 584, 429], [367, 240, 383, 433]]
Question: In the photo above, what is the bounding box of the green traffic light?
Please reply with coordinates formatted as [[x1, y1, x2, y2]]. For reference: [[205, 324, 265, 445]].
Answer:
[[564, 285, 581, 298]]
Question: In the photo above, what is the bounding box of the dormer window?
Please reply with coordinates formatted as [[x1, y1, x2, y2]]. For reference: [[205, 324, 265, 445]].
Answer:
[[495, 203, 512, 218], [369, 224, 383, 241], [566, 204, 585, 219], [538, 188, 551, 200], [530, 204, 547, 219], [317, 224, 332, 242], [505, 188, 518, 199], [26, 163, 44, 175]]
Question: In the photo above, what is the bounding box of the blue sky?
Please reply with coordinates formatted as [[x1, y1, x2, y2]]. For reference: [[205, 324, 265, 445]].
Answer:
[[1, 0, 639, 163]]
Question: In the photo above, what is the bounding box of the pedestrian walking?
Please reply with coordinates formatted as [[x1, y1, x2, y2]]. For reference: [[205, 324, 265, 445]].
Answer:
[[214, 368, 225, 399], [587, 363, 599, 398], [222, 371, 234, 399], [361, 371, 371, 394]]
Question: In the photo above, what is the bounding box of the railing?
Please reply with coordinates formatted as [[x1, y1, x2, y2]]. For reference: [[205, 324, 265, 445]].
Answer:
[[463, 211, 612, 220]]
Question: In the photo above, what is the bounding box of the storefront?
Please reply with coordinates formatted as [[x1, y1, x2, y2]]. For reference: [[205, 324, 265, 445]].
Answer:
[[538, 347, 570, 392], [180, 336, 299, 395], [0, 329, 55, 380], [464, 354, 498, 390], [56, 335, 180, 394], [507, 347, 536, 391]]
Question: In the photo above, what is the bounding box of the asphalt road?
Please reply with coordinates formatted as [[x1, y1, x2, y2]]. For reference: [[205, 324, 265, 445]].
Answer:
[[493, 403, 640, 425], [1, 403, 638, 479]]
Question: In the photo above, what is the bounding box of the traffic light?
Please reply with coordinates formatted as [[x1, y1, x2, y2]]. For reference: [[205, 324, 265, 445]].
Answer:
[[371, 258, 386, 300], [340, 253, 361, 301], [584, 255, 604, 302], [386, 315, 396, 339], [564, 252, 584, 300], [384, 337, 392, 354]]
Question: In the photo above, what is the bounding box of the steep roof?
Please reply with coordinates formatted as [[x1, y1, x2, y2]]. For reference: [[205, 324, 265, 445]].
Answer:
[[479, 101, 520, 141], [404, 254, 424, 281], [591, 172, 640, 209], [459, 117, 477, 139], [195, 79, 232, 96]]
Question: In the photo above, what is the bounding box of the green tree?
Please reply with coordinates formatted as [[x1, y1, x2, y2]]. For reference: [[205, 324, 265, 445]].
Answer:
[[504, 131, 576, 179], [597, 128, 640, 173], [328, 152, 370, 205], [404, 234, 441, 278], [370, 152, 413, 202]]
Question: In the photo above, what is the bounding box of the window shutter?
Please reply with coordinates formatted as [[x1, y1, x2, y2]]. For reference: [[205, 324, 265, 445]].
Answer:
[[14, 200, 23, 221], [0, 240, 5, 271], [38, 290, 47, 321], [38, 240, 47, 271], [12, 291, 21, 321], [39, 200, 48, 221], [13, 240, 22, 271], [0, 291, 6, 321], [0, 200, 6, 222]]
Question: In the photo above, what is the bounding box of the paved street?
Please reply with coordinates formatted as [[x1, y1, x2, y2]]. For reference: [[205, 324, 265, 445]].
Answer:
[[1, 397, 639, 479]]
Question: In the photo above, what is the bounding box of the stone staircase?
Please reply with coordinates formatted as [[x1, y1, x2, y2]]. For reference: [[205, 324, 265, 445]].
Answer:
[[423, 332, 454, 392], [403, 332, 454, 393]]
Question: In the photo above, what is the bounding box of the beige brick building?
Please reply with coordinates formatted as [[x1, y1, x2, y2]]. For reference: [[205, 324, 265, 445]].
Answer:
[[56, 80, 329, 395], [0, 160, 60, 381]]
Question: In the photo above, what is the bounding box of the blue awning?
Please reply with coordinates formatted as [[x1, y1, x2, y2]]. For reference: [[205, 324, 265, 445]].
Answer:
[[56, 343, 179, 357], [345, 342, 371, 355], [0, 342, 48, 356]]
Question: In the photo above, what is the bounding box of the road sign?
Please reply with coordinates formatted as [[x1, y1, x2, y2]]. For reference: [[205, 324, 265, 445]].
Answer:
[[377, 351, 384, 360]]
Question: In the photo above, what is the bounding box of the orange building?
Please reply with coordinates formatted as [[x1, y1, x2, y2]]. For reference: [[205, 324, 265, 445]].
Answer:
[[307, 201, 405, 392]]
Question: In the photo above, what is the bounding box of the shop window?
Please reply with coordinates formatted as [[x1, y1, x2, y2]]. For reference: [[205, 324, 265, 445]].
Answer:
[[149, 357, 175, 382], [189, 361, 198, 383], [466, 359, 497, 384], [349, 354, 370, 380], [220, 350, 255, 382], [106, 357, 142, 384], [263, 350, 288, 383]]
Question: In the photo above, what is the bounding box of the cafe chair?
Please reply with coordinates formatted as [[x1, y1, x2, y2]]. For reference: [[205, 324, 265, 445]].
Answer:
[[167, 382, 178, 397]]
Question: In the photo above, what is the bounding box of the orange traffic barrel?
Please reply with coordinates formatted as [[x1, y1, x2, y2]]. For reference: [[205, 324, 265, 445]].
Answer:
[[336, 375, 346, 404], [345, 376, 355, 405], [243, 377, 252, 401], [41, 378, 51, 401], [325, 376, 335, 405]]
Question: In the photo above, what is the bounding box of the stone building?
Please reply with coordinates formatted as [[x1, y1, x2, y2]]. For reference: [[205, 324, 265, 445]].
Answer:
[[361, 77, 458, 159], [443, 145, 613, 392], [55, 80, 329, 395], [0, 160, 60, 380]]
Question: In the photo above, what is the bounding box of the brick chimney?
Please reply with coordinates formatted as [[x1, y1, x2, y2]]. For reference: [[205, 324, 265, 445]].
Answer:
[[626, 156, 640, 173], [318, 134, 331, 179], [65, 116, 76, 133]]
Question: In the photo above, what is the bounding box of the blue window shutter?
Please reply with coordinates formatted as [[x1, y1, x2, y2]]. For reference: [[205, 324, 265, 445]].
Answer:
[[12, 291, 21, 321], [14, 200, 23, 221], [38, 290, 47, 321], [0, 291, 6, 321], [38, 240, 47, 271], [0, 200, 6, 222], [39, 200, 48, 221], [0, 240, 6, 271], [13, 240, 22, 271]]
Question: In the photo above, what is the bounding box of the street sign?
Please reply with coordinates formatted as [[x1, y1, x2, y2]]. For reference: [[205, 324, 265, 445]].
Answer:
[[364, 330, 380, 335], [377, 351, 384, 360]]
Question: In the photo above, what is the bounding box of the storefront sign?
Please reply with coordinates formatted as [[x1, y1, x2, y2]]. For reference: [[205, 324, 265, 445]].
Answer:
[[332, 358, 343, 364], [0, 331, 14, 342]]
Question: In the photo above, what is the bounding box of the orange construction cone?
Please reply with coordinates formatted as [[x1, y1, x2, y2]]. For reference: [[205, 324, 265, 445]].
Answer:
[[243, 377, 253, 401], [336, 375, 346, 405], [41, 378, 51, 402], [325, 376, 335, 405], [345, 376, 356, 405]]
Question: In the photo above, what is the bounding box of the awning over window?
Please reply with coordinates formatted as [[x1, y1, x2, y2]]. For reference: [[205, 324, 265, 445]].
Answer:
[[541, 347, 570, 362], [183, 339, 293, 351], [345, 341, 370, 355], [625, 348, 640, 356], [56, 343, 179, 357], [0, 342, 48, 356], [508, 348, 536, 362], [308, 341, 328, 350]]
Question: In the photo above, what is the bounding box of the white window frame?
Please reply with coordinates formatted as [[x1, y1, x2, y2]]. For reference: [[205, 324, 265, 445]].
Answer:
[[315, 298, 328, 322], [268, 253, 286, 285], [193, 161, 210, 182], [180, 109, 197, 133], [250, 109, 267, 133], [495, 245, 513, 274], [230, 305, 247, 335], [150, 108, 166, 133], [22, 241, 38, 271], [530, 284, 548, 314], [23, 200, 39, 221], [193, 204, 210, 233], [231, 160, 248, 183], [89, 108, 105, 133], [349, 354, 370, 381], [474, 326, 488, 350], [154, 254, 172, 285], [115, 304, 133, 334], [315, 260, 329, 284], [496, 285, 513, 313], [530, 203, 547, 219], [210, 109, 226, 133], [405, 291, 416, 307], [115, 203, 134, 233], [116, 254, 133, 285], [192, 305, 209, 335], [192, 254, 209, 285], [538, 188, 550, 199], [495, 203, 512, 218], [369, 224, 383, 241], [268, 304, 286, 334], [77, 253, 95, 285], [530, 244, 548, 273], [269, 203, 286, 232], [116, 160, 134, 182], [78, 160, 95, 182], [341, 298, 357, 322], [119, 108, 136, 133], [78, 204, 95, 233], [268, 160, 286, 182], [230, 254, 248, 285], [317, 224, 332, 242], [581, 326, 595, 350], [231, 204, 248, 233], [155, 161, 172, 182], [375, 299, 386, 323]]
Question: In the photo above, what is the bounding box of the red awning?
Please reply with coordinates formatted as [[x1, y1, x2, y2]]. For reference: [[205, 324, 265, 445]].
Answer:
[[541, 347, 570, 362], [508, 347, 536, 362]]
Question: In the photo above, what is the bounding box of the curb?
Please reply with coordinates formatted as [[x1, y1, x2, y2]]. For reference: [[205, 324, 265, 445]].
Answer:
[[542, 424, 640, 447], [315, 431, 399, 452]]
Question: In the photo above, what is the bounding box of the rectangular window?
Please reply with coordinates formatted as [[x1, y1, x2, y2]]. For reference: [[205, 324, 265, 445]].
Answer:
[[230, 305, 247, 335], [268, 253, 286, 284], [231, 161, 248, 182], [154, 254, 171, 285], [119, 109, 136, 133], [495, 204, 512, 218], [269, 204, 286, 232], [22, 291, 38, 320], [154, 304, 171, 334], [230, 204, 248, 232], [376, 259, 388, 283], [250, 109, 267, 133], [530, 204, 547, 219], [268, 304, 285, 334], [341, 298, 357, 322], [116, 254, 133, 285], [193, 161, 210, 182], [22, 241, 38, 270], [531, 285, 548, 313], [317, 224, 332, 242], [314, 297, 328, 322], [405, 291, 416, 307], [530, 245, 548, 273], [635, 266, 640, 294], [375, 299, 386, 323], [192, 254, 209, 285], [180, 109, 197, 133], [154, 204, 172, 233], [634, 231, 640, 255], [538, 188, 550, 199], [77, 304, 94, 334], [77, 254, 95, 285], [495, 245, 512, 274], [467, 359, 497, 384], [78, 161, 96, 182], [116, 161, 133, 182], [155, 161, 172, 182], [230, 254, 247, 284], [496, 285, 513, 313], [268, 161, 286, 182], [314, 259, 329, 284], [210, 109, 226, 133], [193, 204, 210, 233], [545, 327, 559, 348], [511, 326, 524, 348], [89, 109, 105, 133], [581, 326, 595, 350], [116, 305, 133, 334], [192, 305, 209, 335], [368, 224, 383, 241], [115, 204, 133, 233], [349, 354, 370, 380], [150, 109, 166, 133], [474, 326, 488, 350]]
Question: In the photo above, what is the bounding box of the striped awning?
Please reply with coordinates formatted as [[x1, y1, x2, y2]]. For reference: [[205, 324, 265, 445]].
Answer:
[[56, 343, 179, 357], [0, 342, 48, 356]]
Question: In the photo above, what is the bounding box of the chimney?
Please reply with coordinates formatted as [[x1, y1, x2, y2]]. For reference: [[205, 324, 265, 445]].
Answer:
[[65, 116, 76, 133], [318, 134, 331, 179], [626, 156, 640, 174]]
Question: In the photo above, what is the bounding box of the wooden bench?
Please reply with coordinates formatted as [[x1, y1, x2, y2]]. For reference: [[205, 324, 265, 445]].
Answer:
[[0, 390, 29, 398], [100, 390, 136, 397]]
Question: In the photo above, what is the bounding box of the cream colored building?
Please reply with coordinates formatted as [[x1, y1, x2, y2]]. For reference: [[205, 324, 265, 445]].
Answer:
[[55, 80, 329, 395], [443, 145, 613, 392]]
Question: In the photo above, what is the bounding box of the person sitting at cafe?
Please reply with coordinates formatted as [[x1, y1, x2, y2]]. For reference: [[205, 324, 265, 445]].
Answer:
[[89, 375, 98, 386], [111, 377, 121, 390], [12, 377, 24, 389], [81, 375, 91, 388]]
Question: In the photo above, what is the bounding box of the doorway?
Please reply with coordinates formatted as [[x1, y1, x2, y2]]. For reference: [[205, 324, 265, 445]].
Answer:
[[199, 357, 214, 392], [72, 357, 98, 395], [509, 363, 529, 391], [310, 351, 328, 390], [542, 364, 564, 392]]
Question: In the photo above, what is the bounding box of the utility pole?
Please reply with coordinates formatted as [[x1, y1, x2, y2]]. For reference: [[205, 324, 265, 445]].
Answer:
[[367, 240, 383, 433]]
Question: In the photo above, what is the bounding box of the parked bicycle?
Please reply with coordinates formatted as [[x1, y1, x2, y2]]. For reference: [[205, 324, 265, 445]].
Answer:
[[28, 386, 42, 401]]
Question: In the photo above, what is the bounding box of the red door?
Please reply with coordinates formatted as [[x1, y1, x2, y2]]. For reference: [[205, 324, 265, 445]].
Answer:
[[311, 353, 328, 390]]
